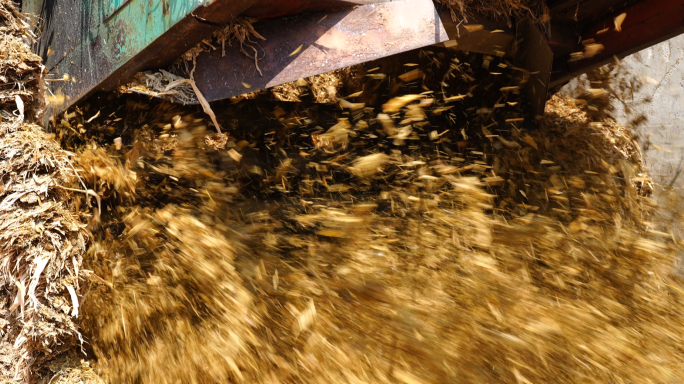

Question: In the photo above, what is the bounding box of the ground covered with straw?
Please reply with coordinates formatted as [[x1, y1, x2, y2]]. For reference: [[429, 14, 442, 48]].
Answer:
[[2, 1, 684, 383]]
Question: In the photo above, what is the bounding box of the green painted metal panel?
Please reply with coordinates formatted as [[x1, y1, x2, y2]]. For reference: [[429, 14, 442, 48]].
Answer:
[[45, 0, 255, 113], [105, 0, 132, 19], [78, 0, 202, 61], [37, 0, 415, 114], [51, 0, 200, 78]]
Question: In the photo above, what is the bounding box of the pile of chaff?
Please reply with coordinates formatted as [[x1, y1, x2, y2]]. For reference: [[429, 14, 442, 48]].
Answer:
[[0, 0, 40, 113], [49, 42, 684, 384], [0, 1, 102, 383]]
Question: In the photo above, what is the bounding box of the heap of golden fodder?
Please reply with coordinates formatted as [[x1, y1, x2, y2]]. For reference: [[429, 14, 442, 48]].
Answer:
[[84, 206, 258, 384], [0, 0, 42, 115], [0, 1, 100, 382], [45, 357, 103, 384], [58, 43, 684, 384], [0, 119, 98, 383], [0, 111, 92, 382]]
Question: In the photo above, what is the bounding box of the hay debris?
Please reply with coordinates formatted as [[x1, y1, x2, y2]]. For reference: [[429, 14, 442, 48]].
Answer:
[[49, 44, 684, 384], [0, 121, 91, 383], [0, 1, 94, 382], [82, 206, 257, 384], [126, 70, 198, 105], [124, 17, 266, 106], [0, 0, 42, 118], [213, 16, 266, 76], [437, 0, 546, 25], [45, 356, 104, 384]]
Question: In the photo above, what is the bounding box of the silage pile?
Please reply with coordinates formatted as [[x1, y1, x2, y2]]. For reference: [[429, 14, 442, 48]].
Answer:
[[0, 1, 96, 383], [2, 0, 680, 382], [51, 45, 684, 384]]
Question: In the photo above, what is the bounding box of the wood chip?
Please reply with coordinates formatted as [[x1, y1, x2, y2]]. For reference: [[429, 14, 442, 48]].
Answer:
[[399, 69, 425, 82]]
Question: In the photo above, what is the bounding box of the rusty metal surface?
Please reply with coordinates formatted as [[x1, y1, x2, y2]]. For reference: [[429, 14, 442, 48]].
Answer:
[[37, 0, 673, 117], [106, 0, 134, 20], [547, 23, 582, 59], [243, 0, 386, 19], [193, 0, 447, 102], [548, 0, 644, 24], [550, 0, 684, 88], [437, 9, 515, 56], [515, 18, 553, 118]]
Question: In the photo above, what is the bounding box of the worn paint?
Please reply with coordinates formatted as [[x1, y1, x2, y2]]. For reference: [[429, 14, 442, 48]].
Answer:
[[37, 0, 442, 115], [40, 0, 385, 114], [106, 0, 133, 20], [46, 0, 218, 112]]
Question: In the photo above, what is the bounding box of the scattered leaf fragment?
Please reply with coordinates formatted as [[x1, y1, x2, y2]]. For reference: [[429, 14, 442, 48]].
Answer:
[[366, 73, 387, 80], [383, 94, 422, 113], [86, 110, 101, 123], [498, 136, 520, 148], [349, 153, 389, 177], [522, 134, 537, 149], [506, 118, 524, 123], [295, 300, 317, 336], [339, 98, 365, 110], [289, 44, 303, 57], [484, 176, 505, 186], [399, 69, 425, 82], [614, 13, 626, 32], [587, 88, 607, 98], [464, 24, 484, 33], [444, 94, 467, 102], [15, 95, 24, 123], [228, 149, 243, 162]]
